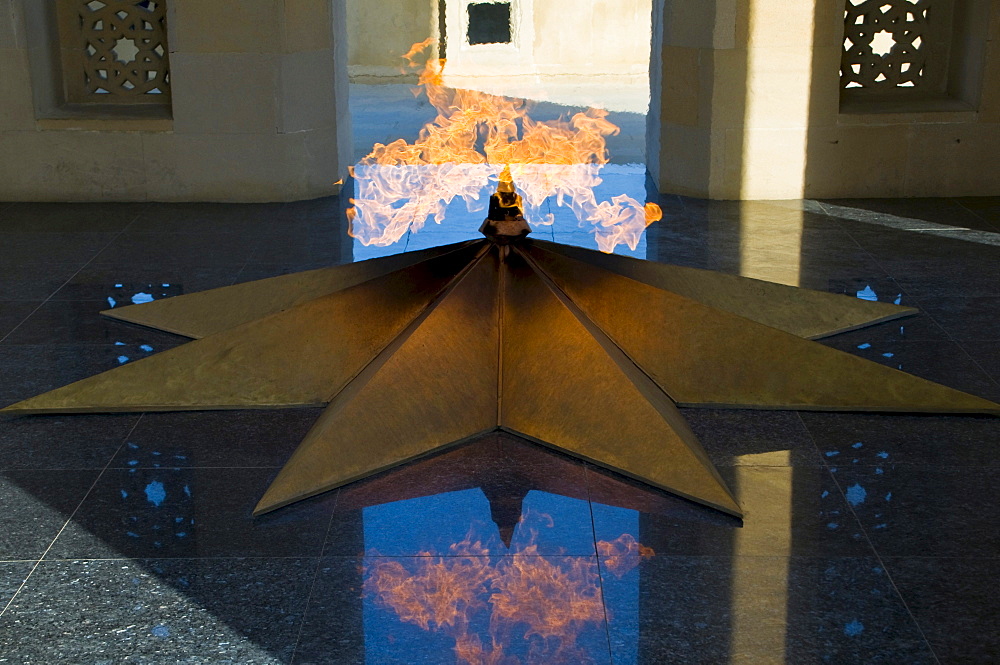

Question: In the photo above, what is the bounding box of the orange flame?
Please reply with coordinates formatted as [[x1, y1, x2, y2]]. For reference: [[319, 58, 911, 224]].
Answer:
[[597, 533, 655, 578], [365, 521, 654, 664], [348, 41, 662, 253]]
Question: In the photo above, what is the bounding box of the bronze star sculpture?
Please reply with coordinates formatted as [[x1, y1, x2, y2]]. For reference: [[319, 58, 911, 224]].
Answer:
[[2, 183, 997, 519]]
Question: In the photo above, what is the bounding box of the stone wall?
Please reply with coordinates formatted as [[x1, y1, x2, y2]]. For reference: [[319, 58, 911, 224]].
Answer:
[[648, 0, 1000, 199], [0, 0, 352, 202], [2, 0, 998, 202]]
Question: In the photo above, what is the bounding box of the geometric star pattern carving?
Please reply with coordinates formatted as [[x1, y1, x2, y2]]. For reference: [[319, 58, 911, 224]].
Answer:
[[3, 238, 997, 519]]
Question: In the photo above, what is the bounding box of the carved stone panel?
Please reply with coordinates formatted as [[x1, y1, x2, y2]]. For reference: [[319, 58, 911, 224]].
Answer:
[[841, 0, 934, 90], [58, 0, 171, 104]]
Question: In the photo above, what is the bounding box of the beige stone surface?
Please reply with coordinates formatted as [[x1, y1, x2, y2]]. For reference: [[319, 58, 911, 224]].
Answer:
[[0, 48, 34, 130], [743, 46, 815, 129], [704, 48, 748, 131], [656, 123, 712, 194], [981, 40, 1000, 122], [171, 0, 282, 54], [142, 132, 301, 201], [805, 45, 845, 127], [279, 50, 338, 133], [299, 126, 344, 194], [0, 130, 147, 200], [904, 123, 1000, 196], [170, 52, 280, 134], [662, 0, 737, 49], [0, 0, 25, 50], [802, 125, 911, 198], [659, 46, 700, 126], [284, 0, 333, 52], [726, 127, 808, 199], [745, 0, 817, 48], [812, 0, 848, 48]]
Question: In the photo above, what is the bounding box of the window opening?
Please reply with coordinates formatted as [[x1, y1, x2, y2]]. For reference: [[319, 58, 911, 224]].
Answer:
[[838, 0, 990, 113], [467, 2, 512, 45]]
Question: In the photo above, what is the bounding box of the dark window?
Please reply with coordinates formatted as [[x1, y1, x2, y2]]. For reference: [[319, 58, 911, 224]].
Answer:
[[467, 2, 512, 45]]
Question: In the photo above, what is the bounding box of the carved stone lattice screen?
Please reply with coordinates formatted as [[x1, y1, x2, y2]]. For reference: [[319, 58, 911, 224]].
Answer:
[[57, 0, 170, 104], [841, 0, 936, 91]]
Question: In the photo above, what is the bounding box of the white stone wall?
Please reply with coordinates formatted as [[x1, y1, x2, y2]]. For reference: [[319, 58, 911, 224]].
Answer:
[[0, 0, 352, 202]]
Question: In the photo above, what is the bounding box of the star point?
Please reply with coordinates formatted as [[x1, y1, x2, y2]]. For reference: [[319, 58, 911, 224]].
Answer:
[[4, 237, 997, 520]]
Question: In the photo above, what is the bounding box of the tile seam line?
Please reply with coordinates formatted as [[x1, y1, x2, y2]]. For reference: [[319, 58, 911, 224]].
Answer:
[[289, 487, 341, 665], [0, 413, 145, 618], [952, 197, 1000, 233], [795, 411, 944, 665], [0, 214, 139, 345], [583, 464, 619, 665]]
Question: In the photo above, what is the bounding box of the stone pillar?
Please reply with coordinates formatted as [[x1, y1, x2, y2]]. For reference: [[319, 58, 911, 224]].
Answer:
[[646, 0, 744, 199], [648, 0, 1000, 199]]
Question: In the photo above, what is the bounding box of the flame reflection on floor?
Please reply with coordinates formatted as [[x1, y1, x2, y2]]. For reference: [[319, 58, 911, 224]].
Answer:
[[365, 516, 653, 665], [347, 40, 661, 254]]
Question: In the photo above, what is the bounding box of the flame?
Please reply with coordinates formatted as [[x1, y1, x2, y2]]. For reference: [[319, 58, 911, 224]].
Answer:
[[365, 519, 654, 664], [597, 533, 655, 578], [348, 40, 661, 253]]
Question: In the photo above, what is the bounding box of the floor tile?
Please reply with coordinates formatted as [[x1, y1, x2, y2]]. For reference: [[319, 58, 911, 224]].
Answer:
[[0, 231, 118, 266], [916, 295, 1000, 341], [0, 561, 34, 606], [296, 554, 613, 665], [1, 299, 185, 347], [0, 301, 39, 340], [799, 412, 1000, 467], [46, 467, 336, 559], [953, 196, 1000, 226], [0, 413, 138, 470], [127, 201, 287, 234], [833, 465, 1000, 557], [884, 556, 1000, 665], [0, 263, 82, 300], [110, 409, 322, 469], [816, 338, 1000, 403], [682, 409, 824, 467], [0, 202, 140, 233], [0, 557, 314, 664], [1, 179, 998, 662], [52, 264, 245, 301], [0, 344, 148, 406], [964, 341, 1000, 383], [820, 197, 1000, 233], [90, 232, 258, 268], [599, 555, 935, 665], [0, 470, 99, 559], [589, 465, 873, 557]]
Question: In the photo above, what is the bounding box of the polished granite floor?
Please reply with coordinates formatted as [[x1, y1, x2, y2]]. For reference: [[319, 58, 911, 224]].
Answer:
[[0, 191, 998, 665]]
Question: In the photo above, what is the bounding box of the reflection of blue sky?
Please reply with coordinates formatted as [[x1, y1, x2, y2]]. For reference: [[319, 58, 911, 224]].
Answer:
[[352, 164, 650, 262], [361, 491, 641, 665], [591, 503, 640, 665], [361, 488, 594, 556]]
